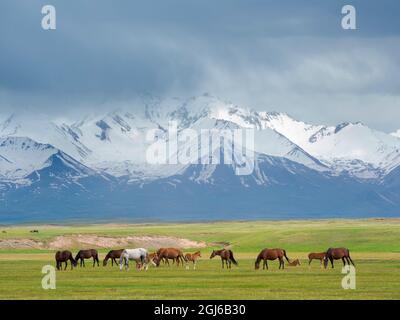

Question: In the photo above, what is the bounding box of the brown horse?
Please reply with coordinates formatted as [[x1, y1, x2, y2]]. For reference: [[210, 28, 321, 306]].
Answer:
[[254, 248, 290, 270], [103, 249, 124, 266], [185, 251, 201, 270], [155, 248, 186, 267], [55, 250, 77, 270], [308, 252, 326, 267], [324, 247, 355, 269], [288, 259, 301, 266], [75, 249, 100, 267], [210, 249, 238, 269]]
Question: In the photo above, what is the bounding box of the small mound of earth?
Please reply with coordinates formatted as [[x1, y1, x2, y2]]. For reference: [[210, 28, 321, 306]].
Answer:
[[47, 235, 206, 250], [0, 239, 44, 249], [209, 241, 231, 248]]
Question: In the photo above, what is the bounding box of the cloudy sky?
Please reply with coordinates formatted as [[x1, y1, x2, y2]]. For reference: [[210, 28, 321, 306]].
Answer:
[[0, 0, 399, 131]]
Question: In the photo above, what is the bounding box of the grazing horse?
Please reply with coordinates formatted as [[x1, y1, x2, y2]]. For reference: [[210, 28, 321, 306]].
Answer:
[[210, 249, 238, 269], [103, 249, 124, 266], [324, 247, 355, 269], [155, 248, 186, 267], [288, 259, 301, 266], [75, 249, 100, 267], [308, 252, 326, 267], [254, 248, 290, 270], [185, 251, 201, 270], [55, 250, 77, 270], [119, 248, 153, 271]]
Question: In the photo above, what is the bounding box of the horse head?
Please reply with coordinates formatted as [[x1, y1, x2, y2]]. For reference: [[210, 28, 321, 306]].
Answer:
[[209, 250, 216, 259], [254, 260, 260, 270], [71, 258, 77, 267]]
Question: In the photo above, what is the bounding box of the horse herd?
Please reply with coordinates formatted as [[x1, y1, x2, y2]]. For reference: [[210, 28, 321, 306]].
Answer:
[[55, 246, 355, 271]]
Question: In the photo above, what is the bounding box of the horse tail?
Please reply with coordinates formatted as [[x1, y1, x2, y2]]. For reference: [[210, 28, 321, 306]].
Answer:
[[74, 251, 81, 262], [119, 250, 126, 266], [229, 250, 238, 266], [283, 249, 290, 263]]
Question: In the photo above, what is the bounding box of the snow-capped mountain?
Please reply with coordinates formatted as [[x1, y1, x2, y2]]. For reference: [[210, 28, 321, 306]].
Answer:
[[0, 94, 399, 222], [392, 129, 400, 138]]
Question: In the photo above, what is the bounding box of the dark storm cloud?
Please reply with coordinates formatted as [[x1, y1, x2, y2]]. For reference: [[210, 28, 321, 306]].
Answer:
[[0, 0, 400, 130]]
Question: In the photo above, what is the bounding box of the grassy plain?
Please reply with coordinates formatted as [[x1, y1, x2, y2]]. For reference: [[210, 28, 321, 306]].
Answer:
[[0, 219, 399, 299]]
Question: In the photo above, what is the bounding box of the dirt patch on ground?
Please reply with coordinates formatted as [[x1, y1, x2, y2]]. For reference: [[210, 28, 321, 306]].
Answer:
[[0, 239, 44, 249], [0, 235, 206, 250]]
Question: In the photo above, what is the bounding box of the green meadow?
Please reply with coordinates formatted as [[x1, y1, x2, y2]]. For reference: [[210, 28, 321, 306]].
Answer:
[[0, 219, 399, 299]]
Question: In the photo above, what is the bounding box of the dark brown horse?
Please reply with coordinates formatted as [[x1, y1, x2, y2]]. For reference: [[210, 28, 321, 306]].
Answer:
[[324, 247, 355, 269], [103, 249, 124, 266], [210, 249, 238, 269], [55, 250, 77, 270], [254, 248, 290, 270], [308, 252, 326, 267], [155, 248, 186, 267], [75, 249, 99, 267]]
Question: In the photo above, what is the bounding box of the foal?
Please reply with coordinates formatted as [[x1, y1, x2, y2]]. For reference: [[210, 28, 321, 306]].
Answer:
[[185, 251, 201, 270], [308, 252, 326, 267]]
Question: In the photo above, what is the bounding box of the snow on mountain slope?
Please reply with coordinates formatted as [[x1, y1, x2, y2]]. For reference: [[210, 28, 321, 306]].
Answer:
[[392, 129, 400, 138], [1, 95, 399, 181], [306, 122, 400, 167], [0, 137, 58, 180]]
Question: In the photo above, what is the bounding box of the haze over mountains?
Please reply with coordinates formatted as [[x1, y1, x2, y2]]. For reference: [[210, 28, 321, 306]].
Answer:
[[1, 94, 399, 222]]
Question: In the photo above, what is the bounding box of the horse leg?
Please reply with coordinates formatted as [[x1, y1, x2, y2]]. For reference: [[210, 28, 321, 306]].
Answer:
[[348, 255, 355, 267], [221, 259, 224, 269], [262, 260, 266, 270], [64, 261, 67, 270], [308, 258, 312, 266], [282, 258, 285, 270], [342, 257, 346, 266], [330, 257, 334, 268]]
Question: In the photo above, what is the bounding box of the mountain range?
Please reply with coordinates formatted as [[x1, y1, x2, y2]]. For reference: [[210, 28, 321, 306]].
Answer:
[[1, 94, 399, 223]]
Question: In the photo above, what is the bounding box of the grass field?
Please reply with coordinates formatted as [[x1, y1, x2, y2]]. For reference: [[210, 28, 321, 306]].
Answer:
[[0, 219, 399, 299]]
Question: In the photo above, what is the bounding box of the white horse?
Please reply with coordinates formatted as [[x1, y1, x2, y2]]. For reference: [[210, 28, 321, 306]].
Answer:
[[119, 248, 153, 271]]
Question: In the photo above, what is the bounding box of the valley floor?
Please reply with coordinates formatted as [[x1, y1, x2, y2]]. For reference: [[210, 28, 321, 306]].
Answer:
[[0, 219, 399, 299]]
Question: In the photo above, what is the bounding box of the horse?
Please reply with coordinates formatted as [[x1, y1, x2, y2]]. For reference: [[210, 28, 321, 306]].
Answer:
[[55, 250, 77, 270], [254, 248, 290, 270], [324, 247, 355, 269], [75, 249, 100, 267], [155, 248, 186, 267], [119, 248, 154, 271], [308, 252, 326, 267], [149, 252, 158, 264], [103, 249, 124, 266], [210, 249, 238, 269], [185, 251, 201, 270], [288, 259, 301, 266]]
